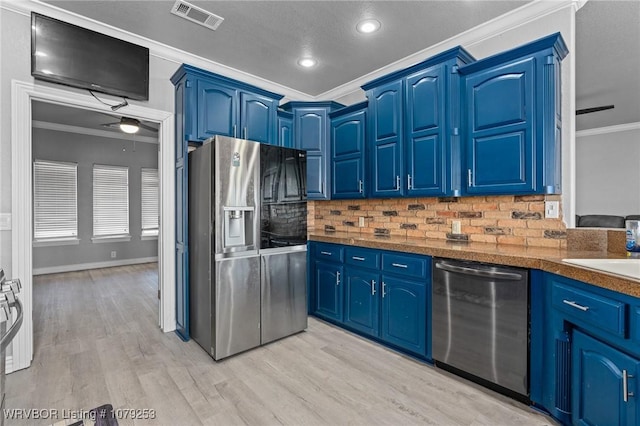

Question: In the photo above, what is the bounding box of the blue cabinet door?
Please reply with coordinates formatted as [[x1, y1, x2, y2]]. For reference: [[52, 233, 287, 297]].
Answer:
[[368, 80, 404, 197], [463, 58, 535, 194], [405, 65, 447, 196], [295, 108, 330, 199], [315, 261, 343, 322], [344, 268, 379, 337], [331, 108, 366, 199], [240, 92, 276, 144], [277, 111, 294, 148], [381, 276, 426, 356], [174, 78, 190, 340], [196, 80, 237, 140], [572, 330, 639, 426]]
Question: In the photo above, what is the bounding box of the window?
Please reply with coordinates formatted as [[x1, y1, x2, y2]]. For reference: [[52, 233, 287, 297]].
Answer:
[[141, 168, 159, 237], [93, 164, 129, 239], [33, 160, 78, 241]]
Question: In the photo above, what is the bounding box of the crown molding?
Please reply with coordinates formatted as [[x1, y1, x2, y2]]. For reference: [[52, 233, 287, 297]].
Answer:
[[32, 120, 159, 144], [2, 0, 314, 101], [576, 122, 640, 137], [317, 0, 578, 101]]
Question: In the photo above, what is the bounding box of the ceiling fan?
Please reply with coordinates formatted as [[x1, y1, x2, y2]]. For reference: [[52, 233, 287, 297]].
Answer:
[[101, 116, 158, 134], [576, 105, 614, 115]]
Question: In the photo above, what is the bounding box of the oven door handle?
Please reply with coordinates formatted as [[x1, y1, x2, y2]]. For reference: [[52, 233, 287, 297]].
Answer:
[[0, 298, 23, 353], [435, 262, 523, 281]]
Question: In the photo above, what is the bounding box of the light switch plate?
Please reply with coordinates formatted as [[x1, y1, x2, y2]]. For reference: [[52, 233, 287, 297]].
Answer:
[[452, 220, 462, 234], [545, 201, 560, 219], [0, 213, 11, 230], [358, 217, 365, 227]]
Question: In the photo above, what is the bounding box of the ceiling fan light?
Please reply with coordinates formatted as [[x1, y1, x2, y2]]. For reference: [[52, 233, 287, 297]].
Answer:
[[120, 117, 140, 134]]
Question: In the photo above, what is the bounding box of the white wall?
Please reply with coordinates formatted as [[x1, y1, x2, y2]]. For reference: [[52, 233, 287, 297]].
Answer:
[[576, 126, 640, 216]]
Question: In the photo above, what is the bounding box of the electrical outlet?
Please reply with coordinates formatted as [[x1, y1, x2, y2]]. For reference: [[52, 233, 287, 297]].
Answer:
[[110, 251, 117, 259], [359, 217, 365, 227], [545, 201, 560, 219], [452, 220, 462, 234]]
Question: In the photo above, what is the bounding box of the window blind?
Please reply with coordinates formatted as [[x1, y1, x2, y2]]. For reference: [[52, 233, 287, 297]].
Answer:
[[141, 168, 159, 236], [93, 164, 129, 237], [33, 160, 78, 240]]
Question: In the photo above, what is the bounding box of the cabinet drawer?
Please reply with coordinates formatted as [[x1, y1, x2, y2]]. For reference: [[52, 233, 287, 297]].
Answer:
[[314, 243, 343, 262], [345, 247, 380, 269], [552, 283, 626, 337], [382, 253, 428, 279]]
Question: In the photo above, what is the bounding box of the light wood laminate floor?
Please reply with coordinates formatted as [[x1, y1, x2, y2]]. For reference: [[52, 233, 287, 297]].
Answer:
[[6, 264, 555, 425]]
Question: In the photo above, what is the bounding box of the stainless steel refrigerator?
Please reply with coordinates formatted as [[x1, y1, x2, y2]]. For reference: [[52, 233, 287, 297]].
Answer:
[[188, 135, 307, 360]]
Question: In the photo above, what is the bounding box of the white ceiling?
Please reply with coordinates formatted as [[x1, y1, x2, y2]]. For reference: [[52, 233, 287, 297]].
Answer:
[[35, 0, 640, 132]]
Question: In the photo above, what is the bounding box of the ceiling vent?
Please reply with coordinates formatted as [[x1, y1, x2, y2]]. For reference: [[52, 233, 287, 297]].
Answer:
[[170, 0, 224, 31]]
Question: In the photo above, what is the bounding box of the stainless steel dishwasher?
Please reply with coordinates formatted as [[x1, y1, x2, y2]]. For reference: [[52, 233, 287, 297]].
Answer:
[[432, 258, 529, 400]]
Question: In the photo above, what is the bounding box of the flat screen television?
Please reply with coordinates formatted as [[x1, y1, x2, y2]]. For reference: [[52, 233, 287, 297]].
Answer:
[[31, 12, 149, 101]]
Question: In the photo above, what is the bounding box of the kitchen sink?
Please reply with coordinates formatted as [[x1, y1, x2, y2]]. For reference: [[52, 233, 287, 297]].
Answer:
[[562, 258, 640, 281]]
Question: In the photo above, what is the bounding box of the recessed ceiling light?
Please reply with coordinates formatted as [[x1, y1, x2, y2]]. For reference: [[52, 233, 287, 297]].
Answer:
[[298, 57, 317, 68], [357, 19, 381, 34]]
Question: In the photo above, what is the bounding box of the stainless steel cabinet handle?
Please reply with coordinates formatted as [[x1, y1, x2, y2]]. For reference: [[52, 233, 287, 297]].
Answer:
[[336, 271, 341, 286], [391, 263, 408, 269], [371, 280, 377, 296], [352, 256, 365, 261], [396, 175, 401, 191], [562, 300, 590, 312], [407, 174, 412, 190], [623, 370, 635, 402], [359, 180, 363, 193], [233, 124, 237, 138], [243, 127, 247, 140], [467, 169, 472, 187], [320, 251, 332, 256], [382, 281, 387, 298]]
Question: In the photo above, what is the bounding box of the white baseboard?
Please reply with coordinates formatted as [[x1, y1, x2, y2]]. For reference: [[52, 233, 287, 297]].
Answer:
[[33, 257, 158, 276]]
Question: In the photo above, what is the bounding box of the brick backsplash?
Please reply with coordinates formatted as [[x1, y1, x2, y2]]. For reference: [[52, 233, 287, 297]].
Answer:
[[308, 195, 567, 248]]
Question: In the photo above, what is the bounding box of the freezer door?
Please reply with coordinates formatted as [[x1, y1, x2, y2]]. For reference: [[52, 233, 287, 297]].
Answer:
[[260, 248, 308, 344], [214, 255, 261, 360]]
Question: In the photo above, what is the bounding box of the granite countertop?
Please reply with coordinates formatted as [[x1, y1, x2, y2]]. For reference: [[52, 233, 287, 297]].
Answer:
[[308, 231, 640, 298]]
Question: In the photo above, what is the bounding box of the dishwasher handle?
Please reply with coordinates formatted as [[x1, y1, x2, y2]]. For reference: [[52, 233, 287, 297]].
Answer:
[[435, 261, 523, 281]]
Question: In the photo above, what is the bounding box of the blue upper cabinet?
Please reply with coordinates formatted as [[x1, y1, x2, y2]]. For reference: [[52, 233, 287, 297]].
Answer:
[[240, 92, 277, 144], [330, 102, 367, 199], [459, 33, 568, 195], [368, 80, 404, 197], [197, 80, 236, 140], [282, 101, 345, 200], [171, 64, 283, 144], [277, 110, 294, 148], [363, 47, 475, 198]]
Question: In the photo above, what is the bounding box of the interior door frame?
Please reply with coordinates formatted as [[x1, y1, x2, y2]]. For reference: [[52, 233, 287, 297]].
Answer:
[[10, 80, 176, 372]]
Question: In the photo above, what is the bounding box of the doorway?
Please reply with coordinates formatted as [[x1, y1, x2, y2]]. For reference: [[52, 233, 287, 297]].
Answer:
[[10, 80, 176, 372]]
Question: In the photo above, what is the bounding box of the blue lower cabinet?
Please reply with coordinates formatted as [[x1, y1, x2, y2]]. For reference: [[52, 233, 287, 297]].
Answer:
[[314, 261, 343, 322], [572, 330, 639, 426], [381, 276, 427, 357], [344, 268, 380, 337]]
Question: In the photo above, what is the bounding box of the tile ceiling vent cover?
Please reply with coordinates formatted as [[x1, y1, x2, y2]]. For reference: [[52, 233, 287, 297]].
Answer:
[[170, 0, 224, 31]]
